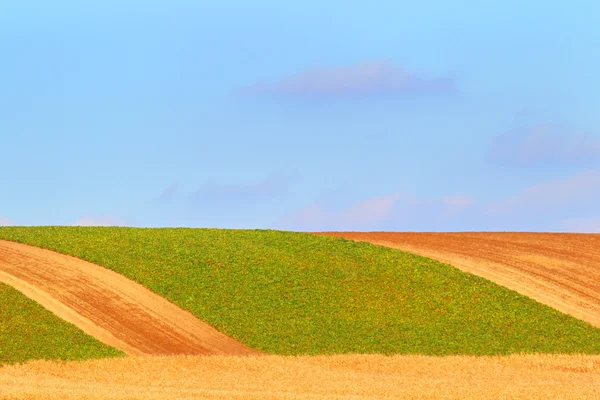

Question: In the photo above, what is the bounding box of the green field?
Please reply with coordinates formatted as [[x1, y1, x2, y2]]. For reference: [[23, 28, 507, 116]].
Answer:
[[2, 226, 600, 358], [0, 282, 124, 365]]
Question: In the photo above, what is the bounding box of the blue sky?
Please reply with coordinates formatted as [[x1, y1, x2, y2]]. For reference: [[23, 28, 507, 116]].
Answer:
[[1, 0, 599, 231]]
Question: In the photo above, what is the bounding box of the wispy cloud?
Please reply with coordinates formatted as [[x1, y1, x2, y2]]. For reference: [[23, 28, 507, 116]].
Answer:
[[190, 176, 290, 207], [277, 169, 600, 232], [0, 216, 13, 226], [281, 191, 403, 231], [487, 169, 600, 215], [74, 215, 127, 227], [488, 123, 600, 167], [439, 195, 474, 214], [559, 217, 600, 233], [237, 60, 457, 100], [156, 184, 179, 203], [276, 191, 475, 231], [152, 169, 600, 232], [153, 175, 292, 219]]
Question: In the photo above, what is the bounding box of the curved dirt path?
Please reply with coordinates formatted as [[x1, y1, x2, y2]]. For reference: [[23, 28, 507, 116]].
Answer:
[[317, 232, 600, 328], [0, 240, 259, 356]]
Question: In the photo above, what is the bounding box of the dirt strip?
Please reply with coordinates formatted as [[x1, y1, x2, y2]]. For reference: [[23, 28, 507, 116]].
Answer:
[[0, 240, 259, 356], [317, 232, 600, 328]]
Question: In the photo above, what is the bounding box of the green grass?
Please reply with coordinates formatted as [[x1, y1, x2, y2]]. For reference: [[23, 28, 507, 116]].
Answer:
[[0, 282, 124, 365], [1, 226, 600, 356]]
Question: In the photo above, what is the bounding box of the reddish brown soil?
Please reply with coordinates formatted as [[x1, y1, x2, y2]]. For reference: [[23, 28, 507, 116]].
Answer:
[[0, 240, 260, 356], [317, 232, 600, 328]]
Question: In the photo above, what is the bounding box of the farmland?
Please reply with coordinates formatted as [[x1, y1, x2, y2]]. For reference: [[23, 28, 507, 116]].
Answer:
[[0, 282, 123, 365], [2, 354, 600, 399], [0, 239, 258, 359], [317, 232, 600, 328], [2, 227, 600, 361]]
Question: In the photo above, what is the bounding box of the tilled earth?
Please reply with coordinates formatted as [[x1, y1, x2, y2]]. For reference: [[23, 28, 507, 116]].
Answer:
[[0, 240, 259, 356], [317, 232, 600, 328]]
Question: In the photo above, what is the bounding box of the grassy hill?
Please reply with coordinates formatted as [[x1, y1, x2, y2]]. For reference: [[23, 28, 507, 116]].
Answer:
[[2, 226, 600, 357], [0, 282, 123, 364]]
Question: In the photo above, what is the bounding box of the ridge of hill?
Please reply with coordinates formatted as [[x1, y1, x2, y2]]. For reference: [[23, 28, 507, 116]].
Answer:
[[1, 227, 600, 362]]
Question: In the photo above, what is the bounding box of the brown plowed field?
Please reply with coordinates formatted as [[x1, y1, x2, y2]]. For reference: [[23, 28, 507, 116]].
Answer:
[[1, 354, 599, 399], [317, 232, 600, 328], [0, 240, 259, 356]]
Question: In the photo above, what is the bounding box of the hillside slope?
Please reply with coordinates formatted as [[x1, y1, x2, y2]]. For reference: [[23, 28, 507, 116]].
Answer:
[[0, 282, 122, 365], [0, 240, 259, 357], [2, 227, 600, 357], [317, 232, 600, 328]]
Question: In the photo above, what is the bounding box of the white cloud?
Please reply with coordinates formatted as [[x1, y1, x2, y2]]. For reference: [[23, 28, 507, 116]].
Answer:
[[440, 195, 474, 213], [289, 191, 403, 231], [276, 191, 475, 232], [74, 215, 127, 227], [559, 217, 600, 233], [238, 60, 457, 99], [154, 177, 291, 210], [277, 168, 600, 232], [156, 184, 179, 203], [190, 176, 291, 207], [488, 123, 600, 166], [487, 170, 600, 215], [0, 216, 13, 226]]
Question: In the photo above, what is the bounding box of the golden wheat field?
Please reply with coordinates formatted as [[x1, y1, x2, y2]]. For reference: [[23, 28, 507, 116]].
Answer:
[[3, 232, 600, 399], [1, 354, 600, 399]]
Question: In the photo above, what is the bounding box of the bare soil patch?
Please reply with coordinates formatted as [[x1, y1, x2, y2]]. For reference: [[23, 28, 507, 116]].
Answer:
[[0, 240, 259, 356], [317, 232, 600, 328]]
